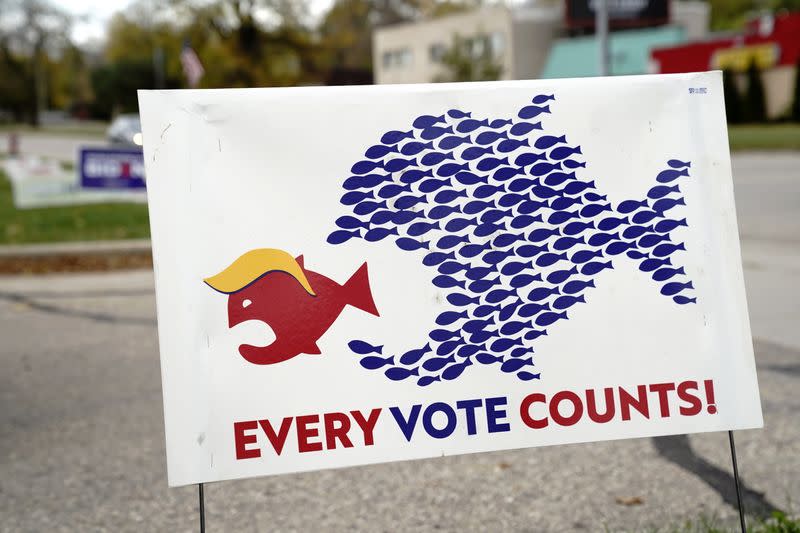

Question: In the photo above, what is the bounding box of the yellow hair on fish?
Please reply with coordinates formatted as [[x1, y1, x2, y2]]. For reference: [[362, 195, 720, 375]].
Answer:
[[203, 248, 315, 295]]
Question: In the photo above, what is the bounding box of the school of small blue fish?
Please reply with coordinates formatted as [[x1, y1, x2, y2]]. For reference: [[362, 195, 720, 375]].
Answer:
[[327, 94, 695, 386]]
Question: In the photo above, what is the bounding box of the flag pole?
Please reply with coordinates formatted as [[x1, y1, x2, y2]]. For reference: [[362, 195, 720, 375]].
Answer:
[[198, 483, 206, 533], [728, 431, 747, 533]]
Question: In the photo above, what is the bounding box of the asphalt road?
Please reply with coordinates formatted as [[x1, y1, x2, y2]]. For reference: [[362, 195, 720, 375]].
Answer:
[[0, 152, 798, 532], [10, 133, 106, 162]]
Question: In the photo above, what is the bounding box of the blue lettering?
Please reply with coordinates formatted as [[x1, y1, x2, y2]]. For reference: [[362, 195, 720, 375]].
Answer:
[[486, 396, 511, 433], [422, 402, 457, 439], [389, 405, 421, 442], [456, 399, 482, 435]]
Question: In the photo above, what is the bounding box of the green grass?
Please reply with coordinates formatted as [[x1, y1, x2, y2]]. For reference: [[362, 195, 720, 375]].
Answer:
[[728, 124, 800, 152], [0, 169, 150, 245], [0, 122, 107, 138], [631, 511, 800, 533]]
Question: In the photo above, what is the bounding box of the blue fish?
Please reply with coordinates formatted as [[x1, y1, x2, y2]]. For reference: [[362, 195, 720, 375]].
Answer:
[[336, 215, 370, 230], [437, 163, 470, 177], [349, 339, 382, 354], [364, 226, 399, 242], [428, 205, 462, 219], [656, 168, 690, 183], [477, 156, 509, 172], [618, 199, 648, 213], [330, 97, 695, 386], [341, 190, 374, 205], [562, 279, 596, 294], [353, 200, 388, 215], [395, 194, 427, 209], [419, 177, 452, 193], [327, 229, 361, 244], [534, 134, 566, 150], [518, 105, 551, 120], [391, 210, 424, 225], [654, 218, 688, 233], [509, 121, 542, 136], [438, 134, 472, 150], [532, 94, 555, 104], [462, 146, 494, 160], [365, 144, 398, 159], [395, 237, 430, 251], [400, 343, 432, 365], [400, 168, 434, 184], [413, 114, 446, 129], [420, 125, 454, 140], [454, 171, 487, 186], [408, 221, 440, 237], [385, 366, 419, 381], [493, 166, 526, 181], [456, 118, 489, 133], [378, 183, 411, 199], [360, 355, 395, 370], [661, 281, 693, 296], [476, 131, 508, 145], [448, 109, 471, 119], [514, 152, 547, 167], [550, 145, 582, 160], [400, 141, 434, 156], [385, 157, 417, 173], [501, 356, 533, 373], [423, 250, 456, 266], [648, 184, 680, 200], [445, 217, 478, 232], [381, 130, 414, 145], [543, 171, 576, 187]]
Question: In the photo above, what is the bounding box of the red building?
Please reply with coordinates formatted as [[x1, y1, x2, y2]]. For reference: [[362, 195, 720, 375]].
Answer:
[[651, 12, 800, 118]]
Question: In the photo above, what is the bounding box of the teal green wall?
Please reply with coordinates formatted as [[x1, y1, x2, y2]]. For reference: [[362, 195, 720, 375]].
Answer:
[[541, 26, 686, 78]]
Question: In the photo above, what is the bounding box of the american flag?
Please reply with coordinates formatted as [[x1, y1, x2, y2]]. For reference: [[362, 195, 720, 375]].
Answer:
[[180, 43, 205, 88]]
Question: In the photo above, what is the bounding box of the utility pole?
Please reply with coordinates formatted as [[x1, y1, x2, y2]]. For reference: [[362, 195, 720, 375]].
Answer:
[[596, 0, 610, 76]]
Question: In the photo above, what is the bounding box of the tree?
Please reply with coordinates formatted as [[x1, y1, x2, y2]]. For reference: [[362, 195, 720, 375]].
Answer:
[[722, 69, 742, 124], [0, 0, 72, 125], [434, 33, 502, 83], [744, 59, 767, 123]]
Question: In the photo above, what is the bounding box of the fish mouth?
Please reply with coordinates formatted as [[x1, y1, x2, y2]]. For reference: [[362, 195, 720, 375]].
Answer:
[[229, 319, 289, 365]]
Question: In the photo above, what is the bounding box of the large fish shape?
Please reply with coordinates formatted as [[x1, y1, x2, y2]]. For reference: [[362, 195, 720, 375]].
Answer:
[[328, 95, 695, 386]]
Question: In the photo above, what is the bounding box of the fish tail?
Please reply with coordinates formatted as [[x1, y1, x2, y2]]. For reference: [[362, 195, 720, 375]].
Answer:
[[344, 262, 380, 317]]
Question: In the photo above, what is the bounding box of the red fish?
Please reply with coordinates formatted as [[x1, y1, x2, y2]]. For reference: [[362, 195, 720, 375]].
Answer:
[[225, 256, 379, 365]]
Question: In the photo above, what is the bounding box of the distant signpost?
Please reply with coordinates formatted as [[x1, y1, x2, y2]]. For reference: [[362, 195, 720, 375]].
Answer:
[[79, 147, 146, 190]]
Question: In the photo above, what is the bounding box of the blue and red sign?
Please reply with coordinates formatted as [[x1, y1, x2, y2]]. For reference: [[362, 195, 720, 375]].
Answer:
[[79, 147, 146, 190]]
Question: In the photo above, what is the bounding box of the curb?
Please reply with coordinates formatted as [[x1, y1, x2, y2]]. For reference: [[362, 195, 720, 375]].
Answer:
[[0, 239, 153, 274]]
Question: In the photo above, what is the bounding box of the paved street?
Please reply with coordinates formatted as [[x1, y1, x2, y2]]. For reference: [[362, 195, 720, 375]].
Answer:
[[0, 152, 798, 532], [10, 133, 106, 163]]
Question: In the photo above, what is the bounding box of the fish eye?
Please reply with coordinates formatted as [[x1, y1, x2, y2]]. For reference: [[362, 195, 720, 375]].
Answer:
[[242, 299, 252, 308]]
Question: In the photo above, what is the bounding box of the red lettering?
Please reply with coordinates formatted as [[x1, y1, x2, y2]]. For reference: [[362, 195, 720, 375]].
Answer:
[[619, 385, 650, 421], [550, 391, 583, 426], [677, 380, 703, 416], [258, 417, 293, 455], [324, 412, 354, 450], [586, 387, 615, 423], [351, 408, 382, 446], [296, 415, 323, 453], [520, 393, 548, 429], [234, 421, 261, 460], [649, 382, 676, 417]]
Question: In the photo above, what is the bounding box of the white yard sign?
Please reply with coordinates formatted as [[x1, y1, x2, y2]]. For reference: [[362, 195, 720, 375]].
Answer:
[[139, 72, 762, 488]]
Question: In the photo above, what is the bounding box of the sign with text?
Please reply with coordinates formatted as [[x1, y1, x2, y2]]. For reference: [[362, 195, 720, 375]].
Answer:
[[79, 147, 145, 190], [566, 0, 669, 29], [139, 72, 762, 487]]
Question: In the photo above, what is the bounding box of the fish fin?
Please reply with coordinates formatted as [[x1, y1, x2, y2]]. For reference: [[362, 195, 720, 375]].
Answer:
[[344, 262, 380, 317], [305, 342, 322, 355]]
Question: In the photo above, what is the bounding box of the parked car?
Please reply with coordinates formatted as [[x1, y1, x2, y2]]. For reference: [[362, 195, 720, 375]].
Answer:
[[107, 114, 143, 146]]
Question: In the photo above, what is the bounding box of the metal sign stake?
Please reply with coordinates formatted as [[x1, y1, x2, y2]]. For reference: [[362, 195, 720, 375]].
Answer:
[[198, 483, 206, 533], [728, 431, 746, 533]]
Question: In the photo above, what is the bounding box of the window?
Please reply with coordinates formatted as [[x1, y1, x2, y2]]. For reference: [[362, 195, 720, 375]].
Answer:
[[429, 43, 446, 63], [382, 48, 413, 69], [490, 32, 505, 57]]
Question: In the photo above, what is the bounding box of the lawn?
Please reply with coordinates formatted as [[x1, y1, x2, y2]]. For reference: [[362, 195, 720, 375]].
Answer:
[[0, 169, 150, 245], [728, 124, 800, 151]]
